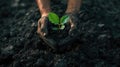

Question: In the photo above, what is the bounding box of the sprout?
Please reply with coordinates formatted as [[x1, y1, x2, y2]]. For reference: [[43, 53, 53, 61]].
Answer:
[[48, 12, 69, 30]]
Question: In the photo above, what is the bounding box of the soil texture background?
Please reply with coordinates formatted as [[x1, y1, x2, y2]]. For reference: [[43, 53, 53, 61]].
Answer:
[[0, 0, 120, 67]]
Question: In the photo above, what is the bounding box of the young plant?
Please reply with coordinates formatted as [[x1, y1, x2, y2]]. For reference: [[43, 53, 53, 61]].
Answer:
[[48, 12, 69, 30]]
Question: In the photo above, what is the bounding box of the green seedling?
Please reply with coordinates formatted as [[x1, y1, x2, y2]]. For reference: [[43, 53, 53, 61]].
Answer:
[[48, 12, 69, 30]]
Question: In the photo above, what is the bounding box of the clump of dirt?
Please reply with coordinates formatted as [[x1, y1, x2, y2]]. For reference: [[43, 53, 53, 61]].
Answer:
[[0, 0, 120, 67]]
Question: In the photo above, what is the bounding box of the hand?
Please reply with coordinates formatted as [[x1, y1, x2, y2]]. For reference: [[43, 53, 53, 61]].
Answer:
[[58, 14, 80, 48], [37, 16, 56, 49], [67, 13, 79, 36], [37, 16, 48, 37]]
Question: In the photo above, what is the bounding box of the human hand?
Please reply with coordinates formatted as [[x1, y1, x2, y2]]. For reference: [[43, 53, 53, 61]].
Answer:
[[37, 16, 48, 37], [66, 13, 79, 36], [58, 13, 80, 47], [37, 16, 56, 49]]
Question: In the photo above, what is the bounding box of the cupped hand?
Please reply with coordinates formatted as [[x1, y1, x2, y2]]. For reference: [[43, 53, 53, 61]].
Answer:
[[37, 16, 57, 49], [37, 16, 48, 37], [66, 13, 79, 36]]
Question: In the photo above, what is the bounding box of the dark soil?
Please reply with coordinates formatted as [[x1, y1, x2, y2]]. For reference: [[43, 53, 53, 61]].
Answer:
[[0, 0, 120, 67]]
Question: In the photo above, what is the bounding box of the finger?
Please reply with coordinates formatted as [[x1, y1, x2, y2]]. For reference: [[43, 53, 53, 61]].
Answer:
[[37, 19, 42, 34], [37, 18, 46, 36], [69, 26, 78, 37], [40, 23, 48, 36]]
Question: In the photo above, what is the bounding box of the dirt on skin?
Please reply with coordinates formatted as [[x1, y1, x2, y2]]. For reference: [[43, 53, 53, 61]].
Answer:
[[0, 0, 120, 67]]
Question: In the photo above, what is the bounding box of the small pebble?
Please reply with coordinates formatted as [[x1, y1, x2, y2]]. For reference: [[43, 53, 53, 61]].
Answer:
[[98, 24, 105, 27]]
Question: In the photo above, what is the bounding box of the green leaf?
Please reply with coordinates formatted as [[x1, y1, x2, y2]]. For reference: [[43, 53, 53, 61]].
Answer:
[[60, 25, 65, 30], [52, 27, 59, 30], [48, 12, 59, 25], [60, 15, 69, 24]]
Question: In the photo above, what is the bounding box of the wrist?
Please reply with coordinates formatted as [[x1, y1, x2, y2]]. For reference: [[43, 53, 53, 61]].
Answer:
[[41, 8, 51, 17], [65, 9, 79, 14], [41, 13, 49, 17]]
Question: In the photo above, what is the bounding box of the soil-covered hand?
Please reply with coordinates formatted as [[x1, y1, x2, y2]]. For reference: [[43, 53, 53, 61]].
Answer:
[[37, 16, 48, 37], [37, 16, 56, 49], [66, 13, 79, 36], [58, 13, 80, 48]]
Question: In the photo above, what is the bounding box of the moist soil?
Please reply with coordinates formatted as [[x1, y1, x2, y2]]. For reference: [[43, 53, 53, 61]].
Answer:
[[0, 0, 120, 67]]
